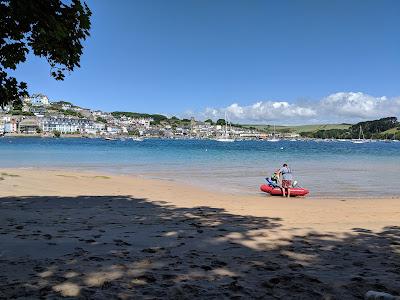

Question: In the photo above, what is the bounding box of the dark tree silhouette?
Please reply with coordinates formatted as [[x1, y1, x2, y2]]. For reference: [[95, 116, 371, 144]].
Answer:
[[0, 0, 91, 108], [216, 118, 226, 126]]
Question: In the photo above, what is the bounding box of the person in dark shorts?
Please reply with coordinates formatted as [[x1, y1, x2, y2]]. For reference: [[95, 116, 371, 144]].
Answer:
[[278, 163, 293, 197]]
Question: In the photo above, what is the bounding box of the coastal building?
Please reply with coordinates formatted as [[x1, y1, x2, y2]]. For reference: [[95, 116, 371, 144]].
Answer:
[[91, 110, 111, 119], [40, 117, 92, 134], [3, 116, 18, 133], [114, 116, 153, 129], [0, 105, 11, 113], [22, 103, 30, 112], [106, 125, 122, 135], [0, 118, 4, 134], [61, 103, 72, 110], [30, 106, 47, 117], [239, 133, 262, 139], [30, 94, 50, 106], [22, 96, 31, 104], [19, 118, 39, 134], [284, 133, 301, 138], [83, 122, 105, 135], [136, 118, 152, 129], [93, 122, 106, 133]]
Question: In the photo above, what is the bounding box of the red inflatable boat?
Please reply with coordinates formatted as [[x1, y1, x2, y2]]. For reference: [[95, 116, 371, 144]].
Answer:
[[260, 184, 309, 197]]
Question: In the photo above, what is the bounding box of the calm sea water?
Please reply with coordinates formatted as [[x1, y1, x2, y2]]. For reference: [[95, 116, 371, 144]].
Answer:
[[1, 137, 399, 197]]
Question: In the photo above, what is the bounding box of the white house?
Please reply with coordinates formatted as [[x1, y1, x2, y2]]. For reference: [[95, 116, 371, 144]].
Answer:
[[3, 116, 18, 133], [0, 118, 4, 134], [31, 94, 50, 106], [82, 122, 102, 135], [61, 103, 72, 110], [106, 125, 122, 135], [135, 118, 152, 129]]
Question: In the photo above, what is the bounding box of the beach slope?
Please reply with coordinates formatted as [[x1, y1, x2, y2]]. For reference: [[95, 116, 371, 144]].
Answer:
[[0, 169, 399, 299]]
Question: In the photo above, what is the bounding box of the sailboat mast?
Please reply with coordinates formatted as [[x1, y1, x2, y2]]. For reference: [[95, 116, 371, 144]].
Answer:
[[225, 112, 227, 136]]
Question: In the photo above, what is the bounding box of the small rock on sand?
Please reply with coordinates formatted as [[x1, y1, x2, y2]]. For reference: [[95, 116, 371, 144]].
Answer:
[[365, 291, 400, 300]]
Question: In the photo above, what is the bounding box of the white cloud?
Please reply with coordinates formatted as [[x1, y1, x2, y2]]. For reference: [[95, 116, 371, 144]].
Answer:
[[200, 101, 316, 123], [320, 92, 388, 119], [191, 92, 400, 124]]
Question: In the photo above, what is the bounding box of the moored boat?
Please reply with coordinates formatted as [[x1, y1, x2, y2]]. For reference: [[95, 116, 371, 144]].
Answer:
[[131, 137, 144, 141], [267, 125, 280, 142], [216, 112, 235, 142], [352, 125, 368, 144], [260, 184, 309, 197]]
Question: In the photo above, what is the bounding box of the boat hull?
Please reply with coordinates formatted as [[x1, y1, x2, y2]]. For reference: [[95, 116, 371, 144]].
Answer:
[[260, 184, 309, 197]]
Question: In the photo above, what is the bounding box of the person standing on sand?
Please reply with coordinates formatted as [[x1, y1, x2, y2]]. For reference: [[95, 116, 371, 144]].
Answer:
[[278, 163, 293, 197]]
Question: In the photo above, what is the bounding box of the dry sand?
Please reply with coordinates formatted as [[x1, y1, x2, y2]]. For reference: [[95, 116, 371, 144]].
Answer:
[[0, 168, 399, 299]]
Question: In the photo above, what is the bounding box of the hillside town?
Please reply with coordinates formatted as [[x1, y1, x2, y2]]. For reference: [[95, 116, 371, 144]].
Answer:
[[0, 94, 285, 140]]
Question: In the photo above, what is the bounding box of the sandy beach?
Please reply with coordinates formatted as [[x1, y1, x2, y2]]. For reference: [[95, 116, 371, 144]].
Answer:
[[0, 168, 399, 299]]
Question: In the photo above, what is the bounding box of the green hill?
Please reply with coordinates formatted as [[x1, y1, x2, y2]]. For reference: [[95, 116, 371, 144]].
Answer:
[[244, 117, 399, 139], [300, 117, 399, 139]]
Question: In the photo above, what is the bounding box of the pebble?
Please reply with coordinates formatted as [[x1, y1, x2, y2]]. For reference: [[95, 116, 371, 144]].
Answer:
[[365, 291, 400, 300]]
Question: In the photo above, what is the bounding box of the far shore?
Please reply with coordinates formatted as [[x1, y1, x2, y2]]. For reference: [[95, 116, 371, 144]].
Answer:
[[0, 168, 399, 298], [2, 133, 399, 142]]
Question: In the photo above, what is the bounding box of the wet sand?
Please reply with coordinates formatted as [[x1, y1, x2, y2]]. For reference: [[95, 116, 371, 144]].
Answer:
[[0, 168, 399, 299]]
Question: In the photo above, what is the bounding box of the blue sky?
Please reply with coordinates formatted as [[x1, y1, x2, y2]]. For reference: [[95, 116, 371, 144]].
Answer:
[[12, 0, 400, 123]]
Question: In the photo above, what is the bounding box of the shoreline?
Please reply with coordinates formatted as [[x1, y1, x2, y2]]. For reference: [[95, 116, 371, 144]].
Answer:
[[1, 167, 400, 227], [2, 134, 400, 141], [3, 166, 400, 200]]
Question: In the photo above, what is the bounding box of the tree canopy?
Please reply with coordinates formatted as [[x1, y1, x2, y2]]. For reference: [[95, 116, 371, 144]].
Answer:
[[111, 112, 169, 124], [0, 0, 91, 108], [216, 119, 226, 126]]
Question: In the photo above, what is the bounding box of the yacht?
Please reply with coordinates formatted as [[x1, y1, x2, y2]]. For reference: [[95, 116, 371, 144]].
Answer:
[[267, 125, 280, 142], [352, 125, 367, 144], [216, 112, 235, 142]]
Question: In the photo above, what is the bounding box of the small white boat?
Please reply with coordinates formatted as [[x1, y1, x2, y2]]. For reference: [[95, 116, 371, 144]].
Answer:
[[131, 137, 144, 142], [267, 137, 280, 142], [216, 137, 235, 142], [104, 137, 117, 141]]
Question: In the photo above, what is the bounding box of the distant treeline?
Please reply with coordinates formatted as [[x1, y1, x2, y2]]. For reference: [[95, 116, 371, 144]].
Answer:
[[111, 112, 201, 126], [111, 112, 169, 125], [300, 117, 399, 139]]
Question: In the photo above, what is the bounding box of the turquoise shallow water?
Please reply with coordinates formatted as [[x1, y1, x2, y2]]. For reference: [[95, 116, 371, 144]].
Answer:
[[1, 137, 399, 197]]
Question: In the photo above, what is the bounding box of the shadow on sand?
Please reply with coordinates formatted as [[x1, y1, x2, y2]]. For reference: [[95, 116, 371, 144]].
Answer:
[[0, 195, 399, 299]]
